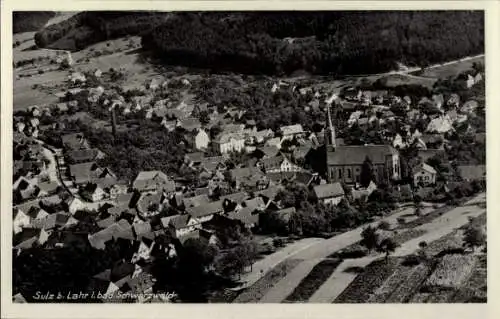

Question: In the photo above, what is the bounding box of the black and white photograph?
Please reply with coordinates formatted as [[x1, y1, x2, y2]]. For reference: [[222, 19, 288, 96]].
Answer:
[[5, 8, 490, 308]]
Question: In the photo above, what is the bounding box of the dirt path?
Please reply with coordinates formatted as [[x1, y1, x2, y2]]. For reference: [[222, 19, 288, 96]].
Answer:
[[309, 257, 376, 303], [235, 237, 323, 290], [259, 258, 321, 303]]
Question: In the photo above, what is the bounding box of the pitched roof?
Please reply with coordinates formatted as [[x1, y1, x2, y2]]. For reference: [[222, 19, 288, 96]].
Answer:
[[314, 182, 345, 199], [280, 124, 304, 136], [254, 186, 283, 201], [182, 194, 210, 208], [220, 192, 250, 204], [229, 167, 263, 181], [132, 171, 174, 192], [133, 221, 154, 240], [185, 152, 204, 164], [327, 145, 398, 166], [67, 148, 100, 163], [137, 192, 166, 214], [414, 163, 437, 174], [70, 162, 114, 184], [179, 117, 201, 132], [186, 200, 223, 218], [163, 214, 190, 229], [228, 206, 260, 226]]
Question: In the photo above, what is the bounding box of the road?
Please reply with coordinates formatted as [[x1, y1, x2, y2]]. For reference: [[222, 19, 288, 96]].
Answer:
[[257, 193, 485, 303], [238, 192, 485, 303], [237, 205, 413, 290]]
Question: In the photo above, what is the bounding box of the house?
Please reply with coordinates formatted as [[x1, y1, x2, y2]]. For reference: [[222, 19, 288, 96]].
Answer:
[[460, 100, 479, 114], [413, 163, 437, 186], [184, 152, 205, 167], [213, 132, 245, 155], [194, 129, 210, 150], [69, 72, 86, 84], [229, 167, 268, 191], [177, 117, 202, 132], [13, 228, 50, 251], [67, 148, 105, 164], [227, 203, 261, 229], [69, 162, 115, 185], [182, 194, 210, 208], [220, 192, 250, 210], [132, 171, 175, 194], [254, 146, 280, 159], [131, 238, 155, 263], [457, 165, 486, 181], [88, 220, 134, 250], [199, 156, 226, 173], [466, 74, 475, 88], [185, 200, 224, 223], [64, 197, 86, 214], [426, 115, 454, 133], [162, 214, 199, 238], [447, 93, 460, 108], [392, 134, 406, 149], [136, 192, 169, 217], [81, 183, 107, 202], [279, 124, 305, 140], [13, 206, 32, 234], [327, 145, 401, 184], [313, 182, 345, 205], [258, 154, 302, 173]]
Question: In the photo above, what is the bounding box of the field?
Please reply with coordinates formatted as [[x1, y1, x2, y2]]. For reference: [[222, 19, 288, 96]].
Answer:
[[283, 259, 342, 303], [232, 258, 303, 303], [415, 55, 485, 79]]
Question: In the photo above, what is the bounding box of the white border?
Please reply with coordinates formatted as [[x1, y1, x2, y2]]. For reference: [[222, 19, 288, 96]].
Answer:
[[1, 1, 498, 319]]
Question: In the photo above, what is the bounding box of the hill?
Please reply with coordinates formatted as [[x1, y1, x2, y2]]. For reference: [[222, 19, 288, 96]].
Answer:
[[33, 11, 484, 76], [142, 11, 484, 76], [33, 11, 172, 51], [13, 12, 56, 33]]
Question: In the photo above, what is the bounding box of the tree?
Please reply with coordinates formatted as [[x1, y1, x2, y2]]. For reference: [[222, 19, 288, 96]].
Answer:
[[413, 194, 423, 216], [360, 226, 379, 253], [378, 221, 391, 231], [377, 238, 397, 262], [463, 224, 486, 252], [360, 156, 376, 188]]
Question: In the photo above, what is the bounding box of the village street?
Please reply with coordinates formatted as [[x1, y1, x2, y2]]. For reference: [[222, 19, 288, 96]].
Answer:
[[255, 193, 485, 303]]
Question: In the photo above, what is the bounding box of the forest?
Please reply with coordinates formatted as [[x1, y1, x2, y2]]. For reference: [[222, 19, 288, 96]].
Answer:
[[32, 11, 484, 75], [142, 11, 484, 75], [13, 12, 56, 34], [33, 11, 172, 51]]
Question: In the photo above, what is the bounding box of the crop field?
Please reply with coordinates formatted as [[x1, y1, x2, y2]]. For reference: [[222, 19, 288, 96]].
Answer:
[[283, 259, 342, 303], [232, 258, 303, 303], [334, 258, 400, 303]]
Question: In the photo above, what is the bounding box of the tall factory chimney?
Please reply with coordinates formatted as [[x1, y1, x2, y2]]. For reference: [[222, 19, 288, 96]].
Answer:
[[110, 106, 117, 138]]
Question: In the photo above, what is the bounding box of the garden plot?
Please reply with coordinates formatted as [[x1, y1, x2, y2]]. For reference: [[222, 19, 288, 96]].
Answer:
[[367, 263, 416, 303], [450, 254, 487, 303], [333, 258, 399, 303], [232, 258, 303, 303], [423, 254, 477, 290], [424, 229, 464, 257], [383, 262, 435, 303], [284, 259, 342, 303]]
